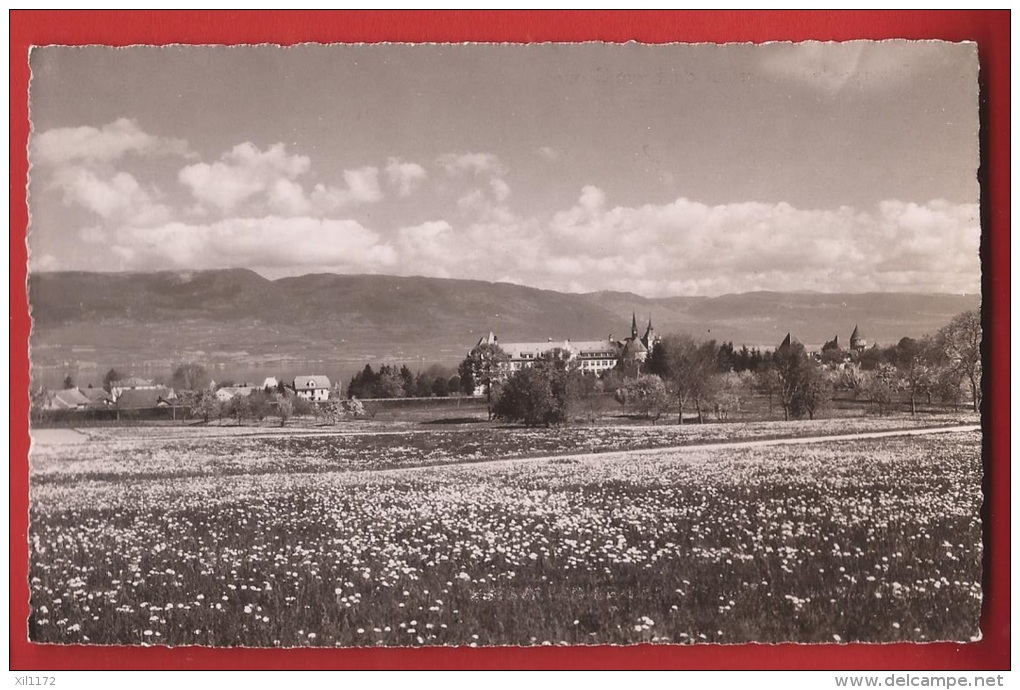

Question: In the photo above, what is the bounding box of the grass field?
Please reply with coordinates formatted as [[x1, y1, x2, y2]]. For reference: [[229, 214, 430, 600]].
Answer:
[[27, 416, 982, 647]]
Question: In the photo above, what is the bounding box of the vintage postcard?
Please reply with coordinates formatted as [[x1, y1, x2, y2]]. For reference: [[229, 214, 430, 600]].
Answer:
[[25, 41, 982, 648]]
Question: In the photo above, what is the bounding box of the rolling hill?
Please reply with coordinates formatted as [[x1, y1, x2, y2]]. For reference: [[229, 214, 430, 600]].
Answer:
[[26, 270, 980, 383]]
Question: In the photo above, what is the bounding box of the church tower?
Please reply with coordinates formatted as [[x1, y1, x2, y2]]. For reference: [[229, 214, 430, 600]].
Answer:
[[630, 312, 639, 340], [642, 316, 657, 351]]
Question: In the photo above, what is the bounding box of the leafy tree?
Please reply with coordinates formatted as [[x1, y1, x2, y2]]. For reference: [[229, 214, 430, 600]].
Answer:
[[193, 390, 222, 423], [837, 363, 866, 398], [171, 362, 211, 391], [492, 365, 557, 427], [447, 375, 461, 396], [62, 374, 75, 390], [399, 365, 416, 397], [892, 336, 938, 414], [102, 368, 124, 392], [617, 374, 668, 421], [936, 309, 982, 412], [863, 363, 899, 415], [248, 390, 273, 421], [789, 358, 829, 420], [646, 335, 718, 425], [292, 395, 314, 417], [375, 366, 406, 398], [819, 346, 846, 367], [431, 376, 449, 397], [771, 341, 829, 421], [276, 395, 294, 427], [569, 372, 604, 425], [227, 394, 252, 425], [347, 365, 378, 399], [713, 371, 753, 421], [753, 365, 781, 414], [458, 342, 510, 419]]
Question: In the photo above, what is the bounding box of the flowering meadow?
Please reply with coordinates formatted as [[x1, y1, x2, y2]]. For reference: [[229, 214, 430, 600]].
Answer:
[[28, 423, 982, 647], [31, 413, 977, 484]]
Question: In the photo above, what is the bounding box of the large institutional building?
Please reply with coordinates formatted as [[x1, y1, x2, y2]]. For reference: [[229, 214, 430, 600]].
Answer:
[[470, 315, 659, 390]]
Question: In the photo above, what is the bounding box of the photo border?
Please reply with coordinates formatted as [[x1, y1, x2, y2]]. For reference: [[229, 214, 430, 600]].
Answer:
[[8, 10, 1010, 670]]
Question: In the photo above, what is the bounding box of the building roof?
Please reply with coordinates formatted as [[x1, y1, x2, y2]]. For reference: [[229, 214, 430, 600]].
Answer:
[[777, 333, 803, 352], [850, 325, 866, 344], [500, 341, 571, 359], [475, 331, 499, 348], [52, 388, 91, 408], [261, 377, 279, 390], [570, 339, 620, 356], [111, 377, 156, 388], [220, 386, 255, 397], [294, 375, 331, 391], [117, 387, 174, 409], [620, 336, 649, 359], [79, 387, 113, 403]]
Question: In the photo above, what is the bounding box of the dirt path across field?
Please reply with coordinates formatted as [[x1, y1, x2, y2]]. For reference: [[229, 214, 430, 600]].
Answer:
[[374, 424, 982, 475]]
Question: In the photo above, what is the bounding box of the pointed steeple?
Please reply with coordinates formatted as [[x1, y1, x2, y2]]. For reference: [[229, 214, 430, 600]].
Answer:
[[642, 315, 656, 349], [778, 332, 793, 352], [631, 312, 639, 339]]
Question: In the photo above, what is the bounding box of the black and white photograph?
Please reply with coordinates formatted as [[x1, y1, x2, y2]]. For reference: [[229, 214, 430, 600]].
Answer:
[[26, 41, 983, 648]]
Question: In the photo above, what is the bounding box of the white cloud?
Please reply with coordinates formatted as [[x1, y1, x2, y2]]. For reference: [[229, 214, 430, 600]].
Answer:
[[78, 227, 107, 244], [540, 190, 980, 295], [437, 152, 504, 176], [756, 41, 976, 95], [50, 166, 170, 226], [340, 167, 383, 205], [110, 216, 397, 273], [309, 166, 383, 212], [490, 177, 511, 203], [30, 253, 59, 272], [385, 158, 427, 197], [31, 118, 191, 166], [178, 142, 311, 214], [538, 146, 560, 162]]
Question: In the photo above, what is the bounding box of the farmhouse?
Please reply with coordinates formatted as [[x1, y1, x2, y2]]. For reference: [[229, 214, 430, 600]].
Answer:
[[215, 385, 256, 402], [80, 387, 114, 408], [116, 387, 176, 410], [42, 388, 92, 411], [294, 375, 331, 402], [109, 377, 161, 401]]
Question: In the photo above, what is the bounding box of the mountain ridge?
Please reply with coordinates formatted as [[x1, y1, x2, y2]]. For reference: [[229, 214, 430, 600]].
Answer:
[[28, 270, 980, 379]]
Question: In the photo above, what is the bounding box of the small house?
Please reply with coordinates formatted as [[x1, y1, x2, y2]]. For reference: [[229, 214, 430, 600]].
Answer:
[[294, 375, 331, 403]]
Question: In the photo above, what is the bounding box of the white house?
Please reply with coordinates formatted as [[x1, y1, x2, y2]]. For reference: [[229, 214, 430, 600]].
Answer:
[[215, 386, 255, 403], [294, 375, 331, 403]]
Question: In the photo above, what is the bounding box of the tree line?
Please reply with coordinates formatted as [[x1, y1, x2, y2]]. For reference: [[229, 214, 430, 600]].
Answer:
[[346, 363, 461, 399], [458, 310, 982, 427]]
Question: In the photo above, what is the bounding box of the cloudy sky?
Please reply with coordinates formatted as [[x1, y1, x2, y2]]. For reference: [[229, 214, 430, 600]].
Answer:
[[27, 42, 979, 296]]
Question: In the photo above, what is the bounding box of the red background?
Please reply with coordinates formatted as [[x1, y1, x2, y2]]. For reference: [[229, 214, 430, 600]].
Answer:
[[9, 10, 1010, 670]]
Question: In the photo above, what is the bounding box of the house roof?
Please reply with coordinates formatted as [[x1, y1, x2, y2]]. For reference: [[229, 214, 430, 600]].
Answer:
[[475, 331, 499, 348], [294, 375, 331, 391], [501, 341, 572, 359], [52, 388, 91, 408], [117, 387, 174, 409], [777, 333, 803, 351], [220, 386, 255, 397], [111, 377, 156, 388], [570, 339, 620, 356], [79, 387, 113, 403]]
